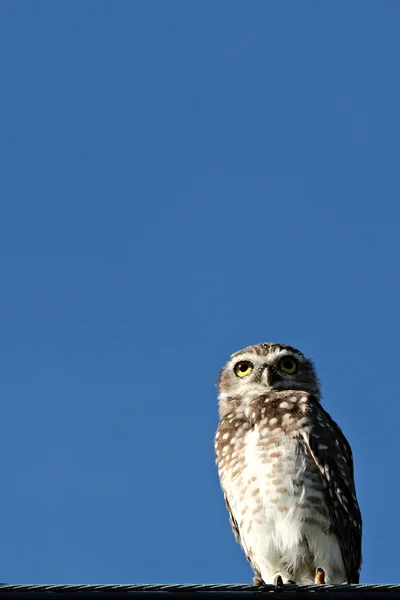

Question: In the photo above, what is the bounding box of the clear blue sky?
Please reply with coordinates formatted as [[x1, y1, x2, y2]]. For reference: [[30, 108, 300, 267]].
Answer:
[[0, 0, 399, 585]]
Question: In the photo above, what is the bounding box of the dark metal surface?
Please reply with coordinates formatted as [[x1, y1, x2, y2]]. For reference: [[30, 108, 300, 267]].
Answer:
[[0, 584, 397, 598]]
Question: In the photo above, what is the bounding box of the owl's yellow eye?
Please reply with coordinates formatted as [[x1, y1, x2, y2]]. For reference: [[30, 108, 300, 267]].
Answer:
[[234, 361, 253, 378], [279, 357, 297, 374]]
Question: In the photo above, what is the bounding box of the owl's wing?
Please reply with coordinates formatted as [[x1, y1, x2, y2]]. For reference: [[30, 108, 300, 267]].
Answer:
[[224, 492, 260, 579], [301, 402, 362, 583], [224, 493, 241, 545]]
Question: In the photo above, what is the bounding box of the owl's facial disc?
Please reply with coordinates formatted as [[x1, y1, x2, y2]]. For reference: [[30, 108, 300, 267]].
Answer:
[[232, 353, 299, 390], [229, 351, 317, 395], [217, 343, 321, 411]]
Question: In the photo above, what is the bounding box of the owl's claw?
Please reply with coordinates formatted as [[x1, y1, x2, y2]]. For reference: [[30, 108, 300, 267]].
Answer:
[[315, 568, 325, 584], [252, 577, 264, 586], [274, 575, 283, 591]]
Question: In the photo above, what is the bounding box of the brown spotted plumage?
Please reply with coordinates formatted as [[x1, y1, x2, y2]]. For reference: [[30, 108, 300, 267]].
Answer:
[[215, 343, 362, 585]]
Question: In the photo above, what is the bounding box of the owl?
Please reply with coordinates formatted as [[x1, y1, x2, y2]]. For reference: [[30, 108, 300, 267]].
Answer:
[[215, 343, 362, 586]]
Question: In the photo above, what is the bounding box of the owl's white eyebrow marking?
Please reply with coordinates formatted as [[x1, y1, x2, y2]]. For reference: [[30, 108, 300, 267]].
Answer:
[[265, 349, 304, 365]]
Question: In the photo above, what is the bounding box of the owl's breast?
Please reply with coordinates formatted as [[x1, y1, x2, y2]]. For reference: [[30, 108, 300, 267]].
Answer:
[[219, 422, 334, 579]]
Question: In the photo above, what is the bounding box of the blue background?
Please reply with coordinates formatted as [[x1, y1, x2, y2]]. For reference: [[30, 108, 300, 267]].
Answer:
[[0, 0, 398, 585]]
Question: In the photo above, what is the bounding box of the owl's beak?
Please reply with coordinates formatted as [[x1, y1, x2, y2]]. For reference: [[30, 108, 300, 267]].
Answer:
[[263, 366, 271, 387]]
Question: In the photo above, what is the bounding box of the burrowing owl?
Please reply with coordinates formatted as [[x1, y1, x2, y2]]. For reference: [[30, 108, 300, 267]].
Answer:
[[215, 343, 362, 585]]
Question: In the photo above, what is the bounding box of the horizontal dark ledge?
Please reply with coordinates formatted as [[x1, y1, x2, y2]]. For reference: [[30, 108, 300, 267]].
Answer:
[[0, 584, 397, 599]]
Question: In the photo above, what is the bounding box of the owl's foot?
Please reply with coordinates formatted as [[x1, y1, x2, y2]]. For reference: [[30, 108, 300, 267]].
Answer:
[[315, 568, 325, 584], [254, 574, 296, 589], [253, 575, 283, 590]]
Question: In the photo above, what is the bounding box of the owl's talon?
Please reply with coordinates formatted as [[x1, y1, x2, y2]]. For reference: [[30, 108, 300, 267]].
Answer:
[[274, 575, 283, 591], [253, 577, 264, 587], [315, 568, 325, 584]]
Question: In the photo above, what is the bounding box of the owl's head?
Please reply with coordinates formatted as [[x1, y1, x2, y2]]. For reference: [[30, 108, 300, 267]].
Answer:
[[217, 342, 320, 417]]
